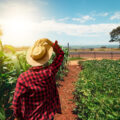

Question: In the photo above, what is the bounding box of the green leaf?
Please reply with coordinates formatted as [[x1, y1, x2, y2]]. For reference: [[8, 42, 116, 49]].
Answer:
[[0, 107, 6, 120]]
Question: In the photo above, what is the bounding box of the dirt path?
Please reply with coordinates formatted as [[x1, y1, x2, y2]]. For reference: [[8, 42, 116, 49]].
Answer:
[[68, 60, 79, 66], [54, 65, 81, 120]]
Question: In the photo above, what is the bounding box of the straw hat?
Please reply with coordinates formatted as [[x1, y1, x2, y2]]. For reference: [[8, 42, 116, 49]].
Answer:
[[26, 38, 53, 66]]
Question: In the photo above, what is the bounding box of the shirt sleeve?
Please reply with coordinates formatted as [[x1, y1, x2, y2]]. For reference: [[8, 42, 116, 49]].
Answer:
[[48, 46, 64, 75], [12, 77, 26, 118]]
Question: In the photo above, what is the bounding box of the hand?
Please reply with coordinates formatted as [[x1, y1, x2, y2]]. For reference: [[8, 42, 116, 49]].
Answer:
[[53, 40, 60, 55], [46, 39, 53, 47]]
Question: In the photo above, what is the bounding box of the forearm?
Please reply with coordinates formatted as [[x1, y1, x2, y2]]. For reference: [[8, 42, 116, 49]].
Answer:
[[49, 44, 64, 75], [51, 42, 64, 65]]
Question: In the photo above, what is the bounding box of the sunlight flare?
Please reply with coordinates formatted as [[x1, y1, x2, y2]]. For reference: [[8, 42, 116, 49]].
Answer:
[[5, 16, 30, 35]]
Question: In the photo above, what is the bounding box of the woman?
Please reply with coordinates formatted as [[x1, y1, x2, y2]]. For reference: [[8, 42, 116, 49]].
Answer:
[[12, 38, 64, 120]]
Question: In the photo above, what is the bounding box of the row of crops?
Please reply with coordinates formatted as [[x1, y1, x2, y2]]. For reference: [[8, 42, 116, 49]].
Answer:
[[73, 59, 120, 120], [0, 43, 69, 120]]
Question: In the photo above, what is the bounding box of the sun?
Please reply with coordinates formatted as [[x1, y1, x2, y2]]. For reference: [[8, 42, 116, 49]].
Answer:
[[0, 2, 38, 46], [6, 15, 30, 34], [2, 3, 35, 34], [2, 13, 34, 47], [0, 2, 43, 46]]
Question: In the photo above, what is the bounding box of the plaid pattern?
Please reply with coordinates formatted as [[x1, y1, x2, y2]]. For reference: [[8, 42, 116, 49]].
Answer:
[[12, 46, 64, 120]]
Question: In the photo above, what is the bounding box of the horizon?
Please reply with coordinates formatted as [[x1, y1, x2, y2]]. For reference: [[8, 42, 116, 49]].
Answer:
[[10, 44, 120, 48], [0, 0, 120, 46], [2, 42, 119, 47]]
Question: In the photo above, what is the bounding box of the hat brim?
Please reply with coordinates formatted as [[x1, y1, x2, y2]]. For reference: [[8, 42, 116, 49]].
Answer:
[[26, 44, 53, 66]]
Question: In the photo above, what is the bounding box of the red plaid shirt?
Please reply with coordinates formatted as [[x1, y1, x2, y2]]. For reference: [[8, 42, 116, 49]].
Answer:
[[12, 46, 64, 120]]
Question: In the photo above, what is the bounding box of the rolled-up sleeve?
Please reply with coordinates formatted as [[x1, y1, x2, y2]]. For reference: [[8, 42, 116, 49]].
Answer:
[[49, 47, 64, 75]]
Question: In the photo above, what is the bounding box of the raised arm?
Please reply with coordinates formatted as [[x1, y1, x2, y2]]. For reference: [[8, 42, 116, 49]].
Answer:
[[49, 40, 64, 75]]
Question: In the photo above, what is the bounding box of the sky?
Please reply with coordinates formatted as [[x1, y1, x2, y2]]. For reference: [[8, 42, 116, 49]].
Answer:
[[0, 0, 120, 46]]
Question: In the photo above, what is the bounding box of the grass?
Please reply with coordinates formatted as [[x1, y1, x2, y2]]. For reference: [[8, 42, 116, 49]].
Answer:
[[68, 57, 84, 61]]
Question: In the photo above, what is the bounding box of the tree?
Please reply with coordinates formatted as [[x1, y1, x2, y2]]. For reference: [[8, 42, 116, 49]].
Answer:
[[109, 26, 120, 48]]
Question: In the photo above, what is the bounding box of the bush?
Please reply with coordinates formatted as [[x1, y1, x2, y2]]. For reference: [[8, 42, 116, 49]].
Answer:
[[73, 59, 120, 120]]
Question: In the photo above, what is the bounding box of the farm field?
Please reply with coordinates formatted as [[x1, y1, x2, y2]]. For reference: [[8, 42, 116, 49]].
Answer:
[[70, 48, 120, 52], [1, 0, 120, 119], [69, 51, 120, 60], [68, 47, 120, 60], [73, 60, 120, 120], [0, 42, 120, 120]]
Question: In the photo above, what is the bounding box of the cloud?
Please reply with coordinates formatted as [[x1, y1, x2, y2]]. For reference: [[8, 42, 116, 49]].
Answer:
[[85, 11, 109, 17], [1, 18, 119, 46], [32, 19, 119, 37], [110, 12, 120, 20], [58, 17, 70, 22], [100, 12, 109, 17], [72, 15, 95, 23]]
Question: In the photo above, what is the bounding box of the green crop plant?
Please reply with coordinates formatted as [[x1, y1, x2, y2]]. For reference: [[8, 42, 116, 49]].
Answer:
[[0, 51, 17, 120], [73, 59, 120, 120], [0, 40, 3, 51], [0, 45, 68, 119], [3, 45, 16, 54]]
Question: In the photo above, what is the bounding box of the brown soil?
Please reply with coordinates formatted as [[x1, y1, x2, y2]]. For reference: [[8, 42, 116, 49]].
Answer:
[[68, 57, 120, 66], [54, 65, 81, 120], [68, 60, 79, 66]]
